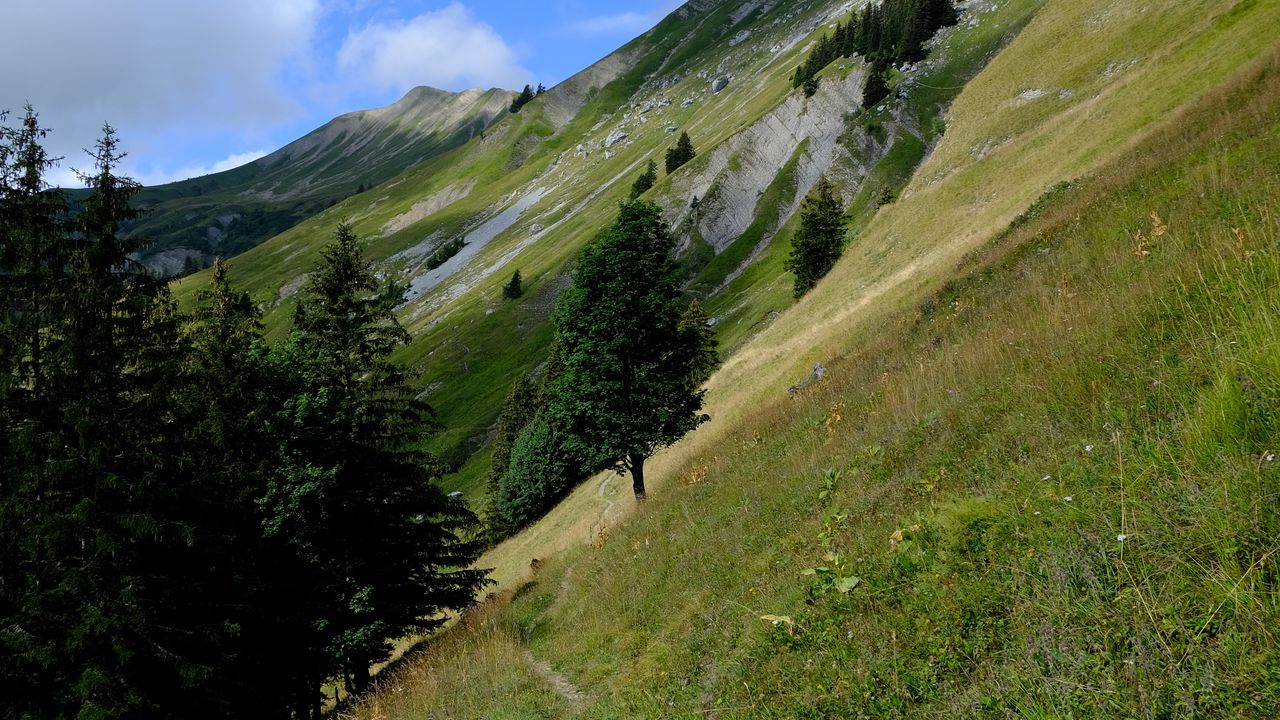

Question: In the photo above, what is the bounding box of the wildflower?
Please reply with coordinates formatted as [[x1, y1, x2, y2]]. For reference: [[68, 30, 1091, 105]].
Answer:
[[1033, 511, 1041, 516], [1116, 534, 1128, 542], [1151, 380, 1161, 388], [1265, 452, 1275, 463], [1084, 445, 1094, 453], [1042, 474, 1051, 481], [1063, 496, 1073, 502]]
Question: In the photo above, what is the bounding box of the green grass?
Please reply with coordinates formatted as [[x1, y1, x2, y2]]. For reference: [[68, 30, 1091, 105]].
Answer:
[[344, 6, 1280, 716]]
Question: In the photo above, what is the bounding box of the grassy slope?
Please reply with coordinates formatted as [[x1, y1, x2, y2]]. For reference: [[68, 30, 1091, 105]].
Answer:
[[344, 0, 1280, 717]]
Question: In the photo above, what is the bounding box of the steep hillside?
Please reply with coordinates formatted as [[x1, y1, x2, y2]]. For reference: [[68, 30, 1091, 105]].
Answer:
[[177, 0, 1034, 501], [127, 86, 513, 274], [320, 0, 1280, 716]]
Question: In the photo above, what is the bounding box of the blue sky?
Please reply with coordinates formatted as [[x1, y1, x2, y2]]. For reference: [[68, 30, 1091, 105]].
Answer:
[[1, 1, 679, 187]]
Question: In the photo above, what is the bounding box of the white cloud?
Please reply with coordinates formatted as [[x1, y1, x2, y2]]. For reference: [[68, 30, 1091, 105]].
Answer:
[[569, 2, 681, 36], [571, 12, 650, 35], [1, 0, 322, 183], [337, 3, 530, 93], [134, 150, 270, 187]]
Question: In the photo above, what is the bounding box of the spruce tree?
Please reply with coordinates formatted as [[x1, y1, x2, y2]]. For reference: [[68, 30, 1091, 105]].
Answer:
[[272, 222, 489, 700], [549, 200, 716, 500], [509, 84, 536, 113], [665, 132, 696, 174], [862, 57, 891, 108], [784, 177, 847, 297], [502, 269, 523, 299], [630, 159, 658, 198]]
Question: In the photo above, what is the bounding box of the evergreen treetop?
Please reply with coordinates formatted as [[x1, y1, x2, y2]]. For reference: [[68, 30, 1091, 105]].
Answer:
[[784, 176, 847, 297]]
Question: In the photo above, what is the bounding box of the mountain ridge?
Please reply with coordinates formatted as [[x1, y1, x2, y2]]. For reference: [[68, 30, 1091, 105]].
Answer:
[[126, 84, 514, 274]]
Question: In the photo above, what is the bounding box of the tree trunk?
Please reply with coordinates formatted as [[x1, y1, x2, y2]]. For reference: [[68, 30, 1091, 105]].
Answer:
[[351, 661, 372, 695], [629, 452, 646, 500]]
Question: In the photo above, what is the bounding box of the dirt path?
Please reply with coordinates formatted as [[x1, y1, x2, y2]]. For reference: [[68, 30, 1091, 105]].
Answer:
[[521, 649, 587, 707]]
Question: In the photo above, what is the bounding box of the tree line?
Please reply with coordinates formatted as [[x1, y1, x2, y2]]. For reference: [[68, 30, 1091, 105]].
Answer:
[[791, 0, 958, 104], [0, 108, 487, 719]]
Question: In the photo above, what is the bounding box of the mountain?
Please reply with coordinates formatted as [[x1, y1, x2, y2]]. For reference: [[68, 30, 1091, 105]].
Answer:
[[127, 86, 514, 275], [161, 0, 1280, 713]]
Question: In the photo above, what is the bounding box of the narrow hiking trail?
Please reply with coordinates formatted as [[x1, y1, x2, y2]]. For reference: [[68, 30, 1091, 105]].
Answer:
[[521, 649, 586, 708]]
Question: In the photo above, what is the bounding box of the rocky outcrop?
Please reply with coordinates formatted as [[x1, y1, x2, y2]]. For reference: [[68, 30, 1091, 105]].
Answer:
[[662, 64, 868, 254]]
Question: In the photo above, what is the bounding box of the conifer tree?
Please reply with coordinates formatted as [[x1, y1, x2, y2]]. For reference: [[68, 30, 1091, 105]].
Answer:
[[502, 269, 523, 299], [509, 84, 536, 113], [665, 131, 696, 174], [272, 222, 488, 701], [549, 200, 715, 499], [863, 57, 891, 108], [630, 158, 658, 198], [785, 177, 847, 297]]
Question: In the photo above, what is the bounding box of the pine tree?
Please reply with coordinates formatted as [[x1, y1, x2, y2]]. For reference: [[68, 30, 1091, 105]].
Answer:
[[502, 269, 523, 299], [549, 200, 716, 499], [665, 131, 696, 174], [678, 298, 720, 386], [784, 177, 847, 297], [630, 159, 658, 198]]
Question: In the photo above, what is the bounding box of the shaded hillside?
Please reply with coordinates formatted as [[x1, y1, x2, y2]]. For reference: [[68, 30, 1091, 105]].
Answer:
[[125, 86, 513, 275]]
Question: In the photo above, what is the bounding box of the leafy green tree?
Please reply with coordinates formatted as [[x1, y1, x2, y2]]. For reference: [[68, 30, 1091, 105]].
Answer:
[[784, 177, 847, 297], [630, 159, 658, 198], [502, 269, 523, 299], [550, 200, 715, 499], [665, 131, 696, 174]]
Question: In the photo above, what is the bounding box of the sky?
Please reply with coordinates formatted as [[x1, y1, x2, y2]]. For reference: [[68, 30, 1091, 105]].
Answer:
[[0, 0, 681, 187]]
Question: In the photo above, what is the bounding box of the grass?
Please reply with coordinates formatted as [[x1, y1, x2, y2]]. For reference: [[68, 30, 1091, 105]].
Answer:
[[341, 0, 1280, 716]]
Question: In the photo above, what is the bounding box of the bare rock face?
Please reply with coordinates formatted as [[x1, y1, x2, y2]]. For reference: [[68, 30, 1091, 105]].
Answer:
[[662, 65, 870, 264], [712, 77, 731, 93], [604, 130, 630, 148]]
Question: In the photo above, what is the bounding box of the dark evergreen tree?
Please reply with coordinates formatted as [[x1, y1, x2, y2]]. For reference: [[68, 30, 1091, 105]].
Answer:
[[678, 298, 720, 386], [803, 74, 821, 98], [549, 200, 716, 499], [536, 83, 547, 95], [509, 84, 537, 113], [630, 158, 658, 198], [784, 177, 847, 297], [502, 269, 523, 299], [665, 132, 696, 175], [272, 221, 489, 705], [862, 57, 892, 108]]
